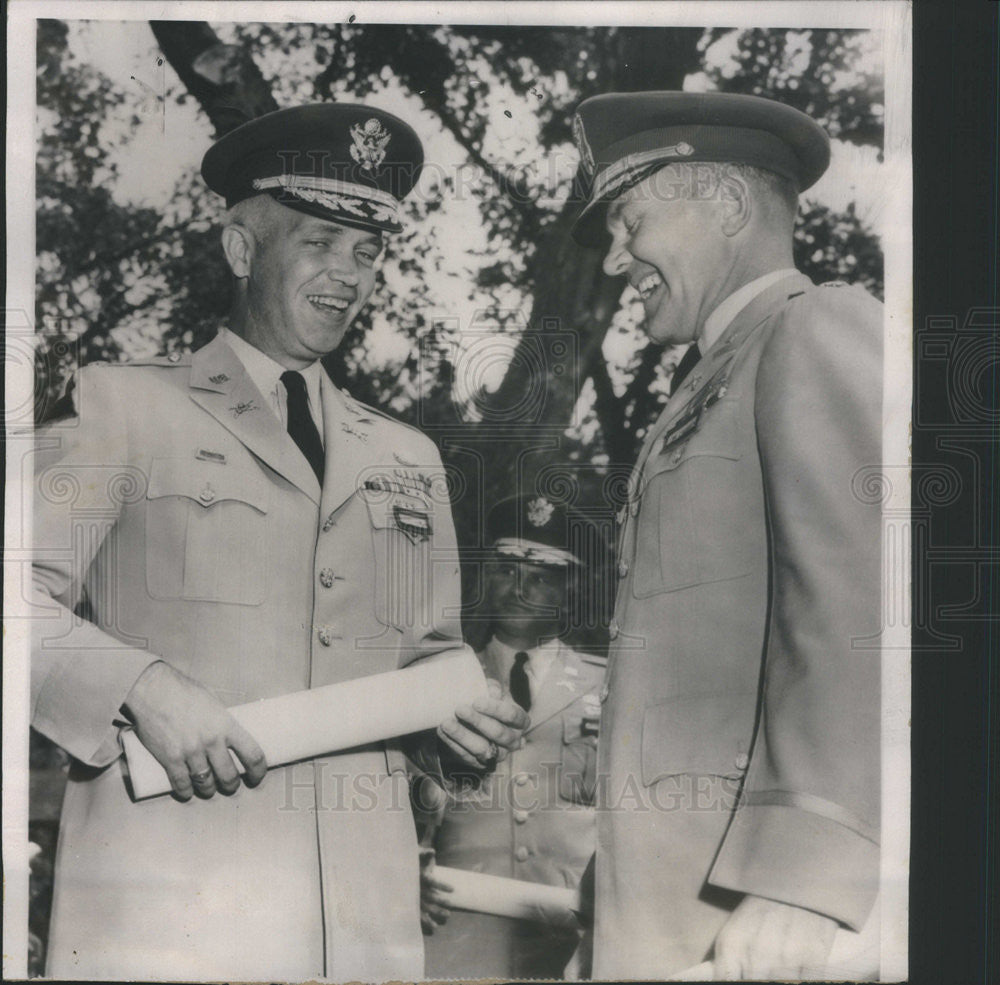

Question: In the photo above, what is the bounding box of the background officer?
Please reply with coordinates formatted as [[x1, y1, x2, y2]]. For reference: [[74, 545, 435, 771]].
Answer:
[[571, 91, 883, 980], [30, 103, 526, 982], [416, 493, 607, 980]]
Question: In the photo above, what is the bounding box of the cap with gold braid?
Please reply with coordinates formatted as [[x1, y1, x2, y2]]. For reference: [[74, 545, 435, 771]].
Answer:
[[571, 90, 831, 246], [201, 103, 424, 235]]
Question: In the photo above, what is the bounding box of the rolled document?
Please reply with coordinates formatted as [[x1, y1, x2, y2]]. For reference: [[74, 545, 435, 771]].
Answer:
[[432, 865, 580, 928], [121, 648, 488, 801]]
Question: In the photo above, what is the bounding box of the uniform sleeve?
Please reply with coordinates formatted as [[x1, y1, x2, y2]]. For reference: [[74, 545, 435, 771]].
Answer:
[[31, 368, 160, 766], [708, 286, 883, 930]]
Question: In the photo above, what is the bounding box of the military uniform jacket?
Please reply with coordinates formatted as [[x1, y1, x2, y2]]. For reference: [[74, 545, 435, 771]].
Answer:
[[593, 273, 883, 978], [30, 333, 465, 982], [423, 638, 602, 979]]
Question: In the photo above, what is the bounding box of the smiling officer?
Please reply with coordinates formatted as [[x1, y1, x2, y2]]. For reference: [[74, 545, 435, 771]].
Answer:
[[30, 103, 526, 982], [571, 91, 883, 980]]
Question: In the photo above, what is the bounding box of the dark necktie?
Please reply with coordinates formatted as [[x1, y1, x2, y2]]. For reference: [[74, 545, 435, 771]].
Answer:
[[509, 651, 532, 712], [670, 342, 701, 396], [280, 370, 325, 485]]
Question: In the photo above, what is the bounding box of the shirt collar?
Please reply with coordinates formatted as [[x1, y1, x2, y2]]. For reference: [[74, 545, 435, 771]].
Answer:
[[701, 268, 799, 352], [219, 326, 324, 423], [486, 635, 563, 685]]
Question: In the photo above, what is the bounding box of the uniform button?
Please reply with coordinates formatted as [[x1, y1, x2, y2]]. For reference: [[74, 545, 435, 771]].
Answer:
[[616, 506, 627, 525], [167, 351, 181, 363], [618, 560, 629, 578], [319, 568, 335, 588], [630, 501, 640, 518], [599, 683, 610, 703], [513, 772, 529, 787], [513, 810, 529, 824], [735, 752, 750, 771], [198, 483, 215, 504], [515, 846, 531, 861], [672, 444, 686, 463], [317, 627, 334, 646], [608, 620, 620, 640]]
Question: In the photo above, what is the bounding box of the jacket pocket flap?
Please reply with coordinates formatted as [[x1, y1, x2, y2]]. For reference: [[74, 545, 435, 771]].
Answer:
[[147, 458, 269, 513], [642, 399, 742, 485], [641, 690, 756, 786]]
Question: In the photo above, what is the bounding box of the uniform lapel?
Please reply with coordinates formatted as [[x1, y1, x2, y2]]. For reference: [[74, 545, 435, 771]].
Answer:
[[632, 271, 812, 484], [318, 374, 384, 516], [189, 334, 321, 504], [525, 642, 595, 734]]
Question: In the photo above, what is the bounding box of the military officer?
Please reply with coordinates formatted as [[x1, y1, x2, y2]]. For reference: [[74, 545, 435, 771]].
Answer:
[[30, 103, 526, 982], [570, 92, 883, 980], [417, 494, 606, 980]]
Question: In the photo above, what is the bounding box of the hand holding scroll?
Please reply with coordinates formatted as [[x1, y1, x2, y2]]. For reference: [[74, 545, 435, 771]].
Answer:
[[436, 678, 529, 770], [122, 661, 267, 801]]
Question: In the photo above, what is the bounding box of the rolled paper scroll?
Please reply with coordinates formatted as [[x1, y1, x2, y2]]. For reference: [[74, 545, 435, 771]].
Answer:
[[121, 648, 488, 801], [432, 865, 580, 928]]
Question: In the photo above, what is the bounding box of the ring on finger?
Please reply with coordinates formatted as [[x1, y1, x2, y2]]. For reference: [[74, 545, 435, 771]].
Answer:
[[479, 741, 498, 764], [190, 767, 213, 783]]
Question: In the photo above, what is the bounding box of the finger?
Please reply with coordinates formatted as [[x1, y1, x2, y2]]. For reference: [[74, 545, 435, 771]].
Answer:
[[163, 757, 195, 802], [485, 678, 503, 701], [442, 719, 498, 763], [204, 739, 240, 795], [438, 721, 491, 767], [185, 754, 217, 799], [428, 877, 454, 894], [229, 723, 267, 787], [454, 706, 525, 750], [470, 695, 530, 731]]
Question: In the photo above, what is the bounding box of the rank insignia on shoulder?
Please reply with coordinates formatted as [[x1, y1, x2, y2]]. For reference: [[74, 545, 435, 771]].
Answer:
[[393, 505, 432, 543]]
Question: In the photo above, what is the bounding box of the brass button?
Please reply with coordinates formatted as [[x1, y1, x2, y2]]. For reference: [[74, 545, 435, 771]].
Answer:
[[317, 627, 334, 647], [630, 501, 640, 518], [735, 752, 750, 771], [515, 846, 531, 862], [672, 444, 686, 463], [198, 483, 215, 504], [599, 683, 610, 703], [513, 772, 529, 787], [616, 506, 628, 525], [513, 810, 529, 824], [167, 351, 181, 363], [319, 568, 336, 588], [618, 560, 629, 578], [608, 620, 620, 640]]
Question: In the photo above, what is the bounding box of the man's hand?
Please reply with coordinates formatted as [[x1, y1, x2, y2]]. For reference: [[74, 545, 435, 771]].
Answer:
[[712, 895, 838, 980], [122, 661, 267, 801], [419, 850, 454, 935], [436, 678, 529, 770]]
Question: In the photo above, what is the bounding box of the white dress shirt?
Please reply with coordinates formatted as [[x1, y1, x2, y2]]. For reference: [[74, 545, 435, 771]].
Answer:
[[484, 635, 563, 706], [700, 268, 799, 352], [220, 326, 325, 445]]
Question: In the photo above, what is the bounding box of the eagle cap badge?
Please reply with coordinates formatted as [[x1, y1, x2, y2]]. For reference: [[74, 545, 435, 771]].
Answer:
[[350, 118, 392, 173], [527, 497, 555, 527]]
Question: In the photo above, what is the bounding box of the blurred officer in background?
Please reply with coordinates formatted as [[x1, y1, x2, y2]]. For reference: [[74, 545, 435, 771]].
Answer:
[[570, 91, 883, 980], [30, 103, 526, 982], [416, 493, 608, 980]]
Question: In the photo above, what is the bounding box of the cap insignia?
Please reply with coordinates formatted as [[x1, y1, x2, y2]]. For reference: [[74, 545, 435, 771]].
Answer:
[[350, 118, 392, 174], [572, 113, 596, 177], [527, 496, 555, 527]]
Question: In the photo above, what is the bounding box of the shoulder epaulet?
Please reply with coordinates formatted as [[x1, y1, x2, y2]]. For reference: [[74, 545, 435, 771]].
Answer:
[[90, 352, 191, 368], [343, 394, 430, 441]]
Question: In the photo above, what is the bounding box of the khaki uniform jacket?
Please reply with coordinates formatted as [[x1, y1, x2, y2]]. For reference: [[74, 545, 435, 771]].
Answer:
[[423, 639, 602, 980], [31, 333, 464, 982], [593, 274, 883, 978]]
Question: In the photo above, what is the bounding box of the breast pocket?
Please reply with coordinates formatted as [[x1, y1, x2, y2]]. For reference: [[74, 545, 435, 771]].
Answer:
[[361, 485, 436, 631], [145, 458, 269, 605], [632, 399, 754, 598]]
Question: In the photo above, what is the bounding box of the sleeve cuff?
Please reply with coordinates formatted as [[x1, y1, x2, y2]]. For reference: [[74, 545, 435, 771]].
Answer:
[[708, 801, 879, 930]]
